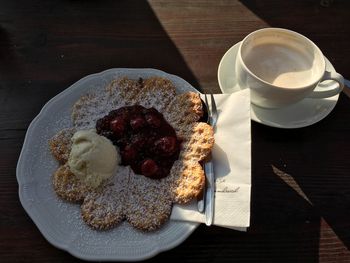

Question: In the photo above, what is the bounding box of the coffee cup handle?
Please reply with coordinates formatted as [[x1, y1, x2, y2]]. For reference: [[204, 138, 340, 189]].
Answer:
[[308, 71, 344, 98]]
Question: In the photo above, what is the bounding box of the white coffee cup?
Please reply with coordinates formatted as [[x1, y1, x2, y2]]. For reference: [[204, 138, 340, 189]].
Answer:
[[235, 28, 344, 108]]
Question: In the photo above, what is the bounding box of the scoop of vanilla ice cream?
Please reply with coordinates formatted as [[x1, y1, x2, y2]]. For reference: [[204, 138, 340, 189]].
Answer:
[[68, 130, 119, 188]]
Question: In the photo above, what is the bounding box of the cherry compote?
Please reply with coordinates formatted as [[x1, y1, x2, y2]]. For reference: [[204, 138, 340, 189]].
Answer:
[[96, 105, 181, 179]]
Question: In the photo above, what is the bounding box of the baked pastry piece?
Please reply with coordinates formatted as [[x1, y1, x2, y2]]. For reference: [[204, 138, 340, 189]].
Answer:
[[49, 76, 214, 231]]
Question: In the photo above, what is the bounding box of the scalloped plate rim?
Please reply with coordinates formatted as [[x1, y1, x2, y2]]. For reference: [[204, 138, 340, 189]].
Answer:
[[16, 68, 200, 261]]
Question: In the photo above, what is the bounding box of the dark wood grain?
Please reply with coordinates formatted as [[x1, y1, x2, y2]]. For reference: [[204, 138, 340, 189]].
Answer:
[[1, 0, 350, 262]]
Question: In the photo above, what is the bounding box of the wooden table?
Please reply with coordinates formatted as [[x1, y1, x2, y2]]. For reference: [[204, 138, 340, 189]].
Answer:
[[1, 0, 349, 262]]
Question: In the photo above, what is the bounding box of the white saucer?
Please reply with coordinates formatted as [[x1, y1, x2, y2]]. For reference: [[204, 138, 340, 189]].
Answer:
[[218, 41, 339, 129]]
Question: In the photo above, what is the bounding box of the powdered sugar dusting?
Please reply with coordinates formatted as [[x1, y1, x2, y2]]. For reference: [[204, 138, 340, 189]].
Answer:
[[81, 166, 130, 229], [72, 90, 121, 130], [18, 69, 205, 260], [125, 172, 173, 231], [51, 75, 213, 231]]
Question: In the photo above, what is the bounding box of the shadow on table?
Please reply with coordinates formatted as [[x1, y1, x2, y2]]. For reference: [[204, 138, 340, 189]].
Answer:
[[0, 0, 201, 115], [56, 0, 200, 89], [152, 160, 321, 263], [249, 92, 350, 253], [238, 0, 350, 34], [0, 26, 22, 80]]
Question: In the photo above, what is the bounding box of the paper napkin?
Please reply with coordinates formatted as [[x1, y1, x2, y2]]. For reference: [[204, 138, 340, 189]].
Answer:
[[170, 89, 251, 231]]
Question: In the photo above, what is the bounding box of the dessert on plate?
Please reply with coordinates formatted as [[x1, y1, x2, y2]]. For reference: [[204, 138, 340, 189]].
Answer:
[[49, 76, 214, 231]]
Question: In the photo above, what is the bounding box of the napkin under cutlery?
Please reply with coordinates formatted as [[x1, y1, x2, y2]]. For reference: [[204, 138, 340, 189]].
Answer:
[[170, 89, 251, 231]]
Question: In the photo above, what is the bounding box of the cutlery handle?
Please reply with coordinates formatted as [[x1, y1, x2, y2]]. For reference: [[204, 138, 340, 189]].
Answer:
[[205, 161, 215, 226], [197, 195, 205, 213], [345, 79, 350, 88]]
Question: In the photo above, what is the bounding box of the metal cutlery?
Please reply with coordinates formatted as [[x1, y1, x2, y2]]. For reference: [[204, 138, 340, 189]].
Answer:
[[197, 190, 205, 213], [197, 98, 209, 213], [345, 79, 350, 88], [342, 79, 350, 98], [203, 94, 218, 226]]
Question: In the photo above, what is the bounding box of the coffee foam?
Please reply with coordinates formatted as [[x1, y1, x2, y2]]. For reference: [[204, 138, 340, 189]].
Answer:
[[241, 32, 323, 88]]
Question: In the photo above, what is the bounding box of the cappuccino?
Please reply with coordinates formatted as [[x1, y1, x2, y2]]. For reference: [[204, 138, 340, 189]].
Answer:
[[236, 28, 344, 108], [243, 43, 320, 88]]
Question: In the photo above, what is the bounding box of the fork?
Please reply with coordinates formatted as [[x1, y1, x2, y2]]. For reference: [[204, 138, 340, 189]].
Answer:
[[197, 97, 209, 213], [204, 94, 217, 226]]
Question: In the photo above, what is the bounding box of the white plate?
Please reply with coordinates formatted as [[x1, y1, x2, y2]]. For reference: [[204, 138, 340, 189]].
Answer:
[[16, 68, 200, 261], [218, 42, 339, 129]]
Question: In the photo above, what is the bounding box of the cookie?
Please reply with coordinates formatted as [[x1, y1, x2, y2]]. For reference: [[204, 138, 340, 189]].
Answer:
[[125, 174, 172, 231], [49, 128, 75, 164], [164, 92, 203, 134], [81, 167, 129, 230], [53, 164, 91, 202]]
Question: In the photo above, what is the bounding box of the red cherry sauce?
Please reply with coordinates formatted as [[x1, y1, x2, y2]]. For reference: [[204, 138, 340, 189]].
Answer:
[[96, 105, 181, 179]]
